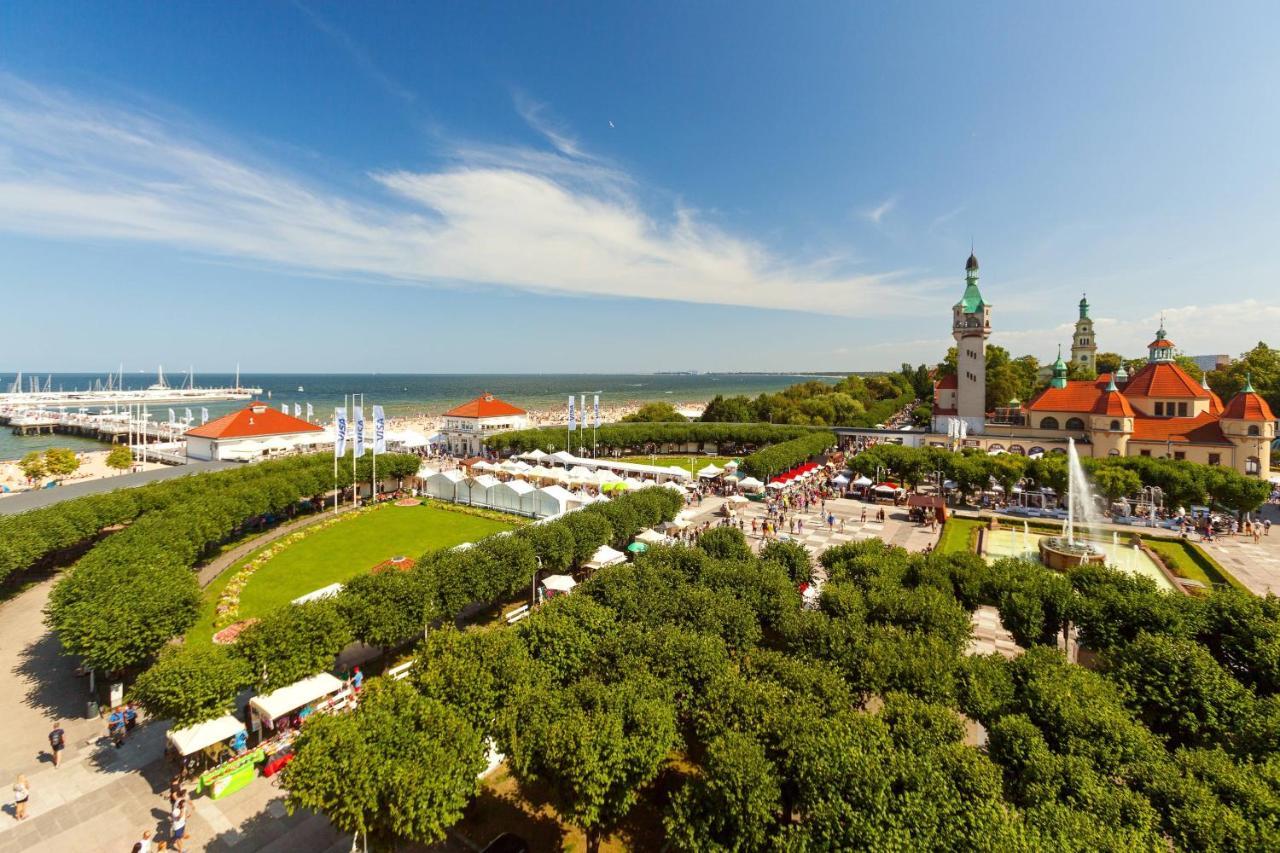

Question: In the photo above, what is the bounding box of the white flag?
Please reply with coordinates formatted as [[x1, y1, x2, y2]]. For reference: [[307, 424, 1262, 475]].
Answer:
[[335, 407, 348, 457], [168, 408, 176, 424], [354, 405, 365, 456], [373, 405, 386, 454], [567, 395, 575, 431], [201, 407, 209, 424], [184, 407, 192, 423], [281, 403, 288, 414], [960, 419, 968, 439], [593, 394, 600, 428], [306, 402, 313, 421], [579, 395, 586, 430], [294, 403, 301, 417]]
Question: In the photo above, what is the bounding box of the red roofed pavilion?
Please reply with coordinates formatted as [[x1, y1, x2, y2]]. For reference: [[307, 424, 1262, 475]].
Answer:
[[185, 401, 323, 462]]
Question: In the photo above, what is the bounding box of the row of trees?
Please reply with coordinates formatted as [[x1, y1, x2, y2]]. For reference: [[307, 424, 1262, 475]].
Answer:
[[848, 443, 1271, 514], [43, 451, 421, 674], [485, 421, 816, 455], [130, 486, 685, 728], [698, 373, 916, 428], [16, 446, 84, 482], [282, 532, 1280, 850], [741, 430, 836, 480]]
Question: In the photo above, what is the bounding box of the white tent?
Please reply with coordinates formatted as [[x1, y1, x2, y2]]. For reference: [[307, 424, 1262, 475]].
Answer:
[[585, 544, 627, 570], [532, 484, 578, 518], [595, 469, 623, 484], [623, 476, 646, 491], [662, 481, 686, 492], [471, 460, 497, 472], [425, 469, 466, 501], [459, 474, 500, 507], [568, 465, 597, 480], [520, 449, 548, 461], [540, 571, 576, 591], [491, 479, 536, 513], [550, 450, 577, 465], [395, 430, 431, 449], [727, 494, 750, 505], [697, 464, 724, 479], [737, 476, 764, 491], [669, 465, 691, 478], [832, 473, 851, 486], [292, 583, 343, 605], [635, 528, 667, 545], [250, 672, 345, 723], [167, 714, 246, 757], [852, 475, 873, 487]]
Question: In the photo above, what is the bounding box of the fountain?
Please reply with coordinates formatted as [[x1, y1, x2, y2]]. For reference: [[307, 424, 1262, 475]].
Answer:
[[1038, 438, 1107, 570]]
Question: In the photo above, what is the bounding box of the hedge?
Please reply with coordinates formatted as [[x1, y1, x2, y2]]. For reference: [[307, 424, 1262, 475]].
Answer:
[[741, 431, 836, 479], [44, 452, 421, 673], [485, 422, 817, 454]]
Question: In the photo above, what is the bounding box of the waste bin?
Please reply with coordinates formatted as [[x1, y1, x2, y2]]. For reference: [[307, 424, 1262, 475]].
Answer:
[[86, 700, 99, 719]]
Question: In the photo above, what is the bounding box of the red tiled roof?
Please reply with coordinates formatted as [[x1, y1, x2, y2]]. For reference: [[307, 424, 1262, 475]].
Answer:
[[1222, 390, 1276, 422], [934, 373, 958, 390], [185, 402, 323, 439], [1148, 338, 1175, 349], [1024, 379, 1107, 413], [1093, 388, 1135, 417], [443, 394, 526, 419], [1122, 362, 1208, 399], [1207, 390, 1224, 415], [1130, 412, 1229, 444]]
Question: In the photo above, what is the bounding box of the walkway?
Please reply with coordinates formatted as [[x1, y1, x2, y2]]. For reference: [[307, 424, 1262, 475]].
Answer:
[[0, 461, 237, 515], [1197, 500, 1280, 596]]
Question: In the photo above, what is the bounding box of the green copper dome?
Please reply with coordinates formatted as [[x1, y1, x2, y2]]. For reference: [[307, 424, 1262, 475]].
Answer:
[[1051, 346, 1068, 389]]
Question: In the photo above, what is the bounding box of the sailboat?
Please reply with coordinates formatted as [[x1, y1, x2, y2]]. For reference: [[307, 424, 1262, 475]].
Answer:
[[148, 365, 169, 391]]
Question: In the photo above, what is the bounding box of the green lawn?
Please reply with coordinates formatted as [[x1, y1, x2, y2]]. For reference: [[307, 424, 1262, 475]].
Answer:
[[619, 455, 738, 475], [188, 504, 513, 647], [936, 517, 984, 554]]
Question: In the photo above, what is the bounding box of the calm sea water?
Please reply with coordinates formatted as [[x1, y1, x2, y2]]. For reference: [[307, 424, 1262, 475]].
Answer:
[[0, 372, 832, 460]]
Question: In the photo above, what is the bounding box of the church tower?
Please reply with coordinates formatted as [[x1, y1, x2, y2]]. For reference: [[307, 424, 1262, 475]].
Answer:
[[1071, 294, 1097, 373], [952, 252, 991, 434]]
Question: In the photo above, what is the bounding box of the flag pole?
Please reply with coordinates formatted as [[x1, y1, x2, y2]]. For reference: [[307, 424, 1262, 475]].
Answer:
[[372, 403, 378, 504]]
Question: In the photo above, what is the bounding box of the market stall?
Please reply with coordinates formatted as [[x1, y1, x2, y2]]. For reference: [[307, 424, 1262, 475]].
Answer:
[[246, 673, 351, 778], [584, 544, 627, 571], [540, 574, 577, 599]]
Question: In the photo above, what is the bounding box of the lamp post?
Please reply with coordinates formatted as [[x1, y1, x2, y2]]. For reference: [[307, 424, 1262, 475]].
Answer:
[[531, 557, 543, 608]]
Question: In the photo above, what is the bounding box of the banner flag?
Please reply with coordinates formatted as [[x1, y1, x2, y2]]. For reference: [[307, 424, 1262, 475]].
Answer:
[[184, 407, 192, 423], [373, 405, 386, 454], [335, 407, 348, 457], [593, 394, 600, 428], [168, 408, 176, 424], [281, 403, 288, 414], [567, 395, 575, 431], [201, 407, 209, 424], [579, 395, 586, 430], [306, 403, 313, 421], [354, 405, 365, 456], [294, 403, 301, 417]]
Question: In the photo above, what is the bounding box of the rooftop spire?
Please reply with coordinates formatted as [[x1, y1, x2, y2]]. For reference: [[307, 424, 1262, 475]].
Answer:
[[1243, 372, 1256, 393]]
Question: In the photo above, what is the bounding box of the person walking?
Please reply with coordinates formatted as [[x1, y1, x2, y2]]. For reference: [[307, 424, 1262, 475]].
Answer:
[[48, 721, 66, 767], [12, 775, 29, 820], [170, 796, 191, 851], [133, 829, 155, 853]]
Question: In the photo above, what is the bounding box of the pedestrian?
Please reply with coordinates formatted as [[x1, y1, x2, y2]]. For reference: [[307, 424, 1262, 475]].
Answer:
[[170, 797, 191, 851], [1266, 519, 1272, 536], [133, 829, 155, 853], [109, 707, 126, 748], [48, 721, 65, 768], [12, 775, 29, 820], [351, 666, 363, 692]]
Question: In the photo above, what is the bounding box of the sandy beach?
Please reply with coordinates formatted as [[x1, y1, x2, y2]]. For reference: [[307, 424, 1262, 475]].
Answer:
[[0, 449, 166, 498], [386, 400, 708, 437]]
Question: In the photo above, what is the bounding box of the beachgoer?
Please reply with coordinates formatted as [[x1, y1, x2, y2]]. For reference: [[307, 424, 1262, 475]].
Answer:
[[135, 830, 154, 853], [170, 798, 191, 851], [12, 775, 29, 820], [49, 721, 65, 767]]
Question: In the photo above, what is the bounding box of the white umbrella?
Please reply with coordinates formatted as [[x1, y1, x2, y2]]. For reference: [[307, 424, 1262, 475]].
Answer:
[[852, 475, 873, 487], [635, 528, 667, 545], [737, 476, 764, 490], [521, 449, 548, 461]]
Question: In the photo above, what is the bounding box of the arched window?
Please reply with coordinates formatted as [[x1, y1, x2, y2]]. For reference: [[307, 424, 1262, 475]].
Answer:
[[1008, 445, 1025, 455], [1248, 425, 1260, 436], [1247, 456, 1261, 475], [1040, 417, 1059, 430], [988, 443, 1005, 453], [1028, 446, 1045, 457], [1108, 449, 1120, 456], [1065, 417, 1085, 430], [1110, 420, 1121, 431]]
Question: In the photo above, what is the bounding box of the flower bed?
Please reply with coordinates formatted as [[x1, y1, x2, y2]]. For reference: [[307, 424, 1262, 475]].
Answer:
[[371, 555, 417, 574], [212, 618, 260, 645]]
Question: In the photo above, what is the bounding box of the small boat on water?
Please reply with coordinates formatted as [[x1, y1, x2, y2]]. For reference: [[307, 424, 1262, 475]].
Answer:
[[297, 386, 304, 392]]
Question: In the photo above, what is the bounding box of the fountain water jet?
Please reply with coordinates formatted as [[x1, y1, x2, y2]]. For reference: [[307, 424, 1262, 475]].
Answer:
[[1038, 437, 1107, 570]]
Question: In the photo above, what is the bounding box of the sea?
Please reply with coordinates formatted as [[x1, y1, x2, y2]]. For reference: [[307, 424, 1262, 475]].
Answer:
[[0, 372, 835, 461]]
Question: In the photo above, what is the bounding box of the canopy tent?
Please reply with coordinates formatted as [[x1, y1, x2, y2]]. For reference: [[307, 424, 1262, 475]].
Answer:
[[541, 574, 577, 595], [520, 449, 548, 461], [393, 429, 431, 449], [635, 528, 667, 545], [167, 714, 246, 757], [662, 481, 686, 492], [585, 544, 627, 570], [250, 672, 345, 723], [737, 476, 764, 491], [567, 465, 597, 484], [852, 475, 873, 487], [550, 450, 577, 464], [424, 469, 465, 500], [292, 583, 343, 605], [470, 460, 498, 472], [499, 459, 528, 473], [872, 483, 903, 495], [832, 473, 851, 486], [531, 484, 578, 518], [459, 474, 501, 507], [727, 494, 750, 505], [766, 481, 787, 490], [623, 476, 645, 490], [696, 464, 724, 479], [491, 479, 536, 513], [595, 469, 623, 484]]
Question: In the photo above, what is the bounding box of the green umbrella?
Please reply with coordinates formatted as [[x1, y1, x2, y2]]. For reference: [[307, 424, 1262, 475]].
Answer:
[[626, 541, 648, 553]]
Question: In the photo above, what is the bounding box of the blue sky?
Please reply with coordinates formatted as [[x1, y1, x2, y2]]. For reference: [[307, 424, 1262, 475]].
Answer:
[[2, 1, 1279, 373]]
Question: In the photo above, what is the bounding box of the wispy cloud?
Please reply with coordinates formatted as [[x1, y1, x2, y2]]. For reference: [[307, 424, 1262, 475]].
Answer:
[[512, 91, 583, 159], [862, 195, 897, 225], [291, 1, 417, 106], [0, 76, 943, 317]]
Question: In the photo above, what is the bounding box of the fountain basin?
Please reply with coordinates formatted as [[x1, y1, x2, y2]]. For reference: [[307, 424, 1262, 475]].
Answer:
[[1038, 536, 1106, 570], [982, 528, 1176, 592]]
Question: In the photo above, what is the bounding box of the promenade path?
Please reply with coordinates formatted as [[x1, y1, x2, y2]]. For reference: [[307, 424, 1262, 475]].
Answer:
[[0, 461, 237, 515]]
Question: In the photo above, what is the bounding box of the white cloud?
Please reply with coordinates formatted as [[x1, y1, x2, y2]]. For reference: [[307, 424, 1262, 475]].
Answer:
[[863, 195, 897, 225], [0, 76, 942, 318]]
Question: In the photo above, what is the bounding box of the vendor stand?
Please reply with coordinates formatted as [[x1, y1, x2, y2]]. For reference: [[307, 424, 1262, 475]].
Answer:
[[167, 715, 254, 800], [246, 673, 352, 778]]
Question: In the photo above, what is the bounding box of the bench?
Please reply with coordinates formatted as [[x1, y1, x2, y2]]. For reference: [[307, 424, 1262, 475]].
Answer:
[[504, 604, 531, 625]]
